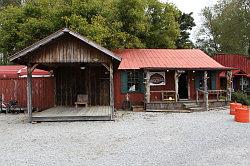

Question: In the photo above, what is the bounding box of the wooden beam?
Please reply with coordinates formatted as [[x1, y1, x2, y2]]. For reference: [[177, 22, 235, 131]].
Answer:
[[109, 63, 114, 120], [31, 64, 38, 72], [174, 71, 182, 102], [174, 71, 178, 102], [226, 70, 232, 101], [241, 76, 244, 91], [187, 72, 191, 100], [101, 62, 110, 71], [27, 65, 33, 123], [145, 70, 150, 103], [203, 71, 209, 111]]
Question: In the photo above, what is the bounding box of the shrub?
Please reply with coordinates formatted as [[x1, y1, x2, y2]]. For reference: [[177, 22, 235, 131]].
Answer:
[[231, 91, 250, 106]]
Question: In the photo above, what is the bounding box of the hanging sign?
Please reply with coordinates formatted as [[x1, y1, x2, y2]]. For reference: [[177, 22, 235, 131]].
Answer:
[[149, 72, 165, 86]]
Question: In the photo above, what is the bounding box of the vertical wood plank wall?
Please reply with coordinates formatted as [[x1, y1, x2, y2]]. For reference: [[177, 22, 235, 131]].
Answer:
[[29, 35, 111, 64], [55, 66, 110, 106], [0, 77, 54, 111]]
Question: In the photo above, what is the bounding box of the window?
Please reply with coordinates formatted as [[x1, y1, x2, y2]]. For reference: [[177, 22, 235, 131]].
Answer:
[[127, 71, 140, 92], [195, 71, 216, 90], [121, 70, 144, 93]]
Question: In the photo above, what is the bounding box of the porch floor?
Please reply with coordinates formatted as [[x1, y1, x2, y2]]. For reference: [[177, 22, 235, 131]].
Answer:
[[32, 106, 113, 122]]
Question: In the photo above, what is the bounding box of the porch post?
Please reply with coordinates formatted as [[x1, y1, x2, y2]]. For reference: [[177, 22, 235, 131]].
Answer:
[[27, 65, 33, 123], [145, 70, 150, 103], [226, 70, 232, 101], [241, 76, 244, 91], [203, 71, 209, 111], [174, 70, 178, 102], [109, 62, 114, 120]]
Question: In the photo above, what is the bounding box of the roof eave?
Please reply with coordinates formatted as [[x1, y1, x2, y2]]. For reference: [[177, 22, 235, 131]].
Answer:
[[119, 67, 234, 71], [9, 28, 121, 62]]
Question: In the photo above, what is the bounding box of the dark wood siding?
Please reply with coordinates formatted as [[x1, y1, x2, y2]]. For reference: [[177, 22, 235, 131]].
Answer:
[[55, 66, 110, 106], [29, 35, 111, 64]]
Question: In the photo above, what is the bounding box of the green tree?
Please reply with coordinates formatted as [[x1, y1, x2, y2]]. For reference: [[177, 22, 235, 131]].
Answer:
[[196, 0, 250, 56], [144, 0, 181, 48], [0, 0, 22, 7], [0, 0, 195, 64], [176, 12, 195, 48]]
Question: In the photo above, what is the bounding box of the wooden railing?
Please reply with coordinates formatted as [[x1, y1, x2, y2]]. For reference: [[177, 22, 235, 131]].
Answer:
[[196, 89, 228, 103], [150, 90, 176, 102]]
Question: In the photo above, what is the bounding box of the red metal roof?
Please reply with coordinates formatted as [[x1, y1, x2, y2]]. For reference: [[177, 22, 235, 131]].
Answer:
[[0, 65, 50, 78], [213, 54, 250, 77], [115, 49, 226, 70]]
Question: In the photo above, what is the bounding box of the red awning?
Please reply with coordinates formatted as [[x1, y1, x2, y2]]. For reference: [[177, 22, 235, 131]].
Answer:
[[219, 70, 248, 77]]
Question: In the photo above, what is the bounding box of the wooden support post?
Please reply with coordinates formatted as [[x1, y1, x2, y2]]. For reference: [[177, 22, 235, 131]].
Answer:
[[241, 76, 244, 91], [226, 70, 232, 101], [174, 71, 179, 102], [196, 90, 198, 104], [145, 70, 150, 103], [109, 63, 114, 120], [203, 71, 209, 111], [27, 65, 33, 123]]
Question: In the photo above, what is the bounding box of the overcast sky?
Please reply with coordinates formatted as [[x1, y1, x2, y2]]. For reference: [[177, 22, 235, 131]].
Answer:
[[161, 0, 218, 41]]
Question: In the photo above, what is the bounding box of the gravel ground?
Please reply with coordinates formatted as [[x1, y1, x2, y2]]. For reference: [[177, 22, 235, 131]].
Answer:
[[0, 107, 249, 166]]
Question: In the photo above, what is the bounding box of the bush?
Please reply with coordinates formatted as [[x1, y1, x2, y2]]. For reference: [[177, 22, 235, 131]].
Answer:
[[231, 91, 250, 106]]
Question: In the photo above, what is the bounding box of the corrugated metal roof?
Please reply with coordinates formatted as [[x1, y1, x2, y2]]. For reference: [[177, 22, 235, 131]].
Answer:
[[213, 54, 250, 77], [115, 49, 227, 70], [0, 65, 50, 78]]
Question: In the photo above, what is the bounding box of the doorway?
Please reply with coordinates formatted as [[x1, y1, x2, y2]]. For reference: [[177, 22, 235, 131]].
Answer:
[[178, 73, 188, 99]]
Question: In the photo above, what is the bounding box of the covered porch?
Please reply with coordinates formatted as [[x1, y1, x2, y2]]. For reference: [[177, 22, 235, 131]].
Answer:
[[10, 28, 121, 122], [32, 106, 112, 122], [144, 69, 232, 111]]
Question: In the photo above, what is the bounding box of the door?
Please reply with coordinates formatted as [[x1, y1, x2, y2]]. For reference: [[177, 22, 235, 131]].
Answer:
[[100, 78, 110, 105], [178, 73, 188, 99]]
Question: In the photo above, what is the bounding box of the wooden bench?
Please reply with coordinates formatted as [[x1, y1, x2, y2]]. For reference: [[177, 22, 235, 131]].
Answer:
[[75, 94, 88, 108]]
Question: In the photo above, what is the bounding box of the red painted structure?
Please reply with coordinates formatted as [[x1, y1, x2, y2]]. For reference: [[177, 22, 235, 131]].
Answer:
[[0, 66, 54, 111], [213, 54, 250, 91], [213, 54, 250, 75], [114, 49, 227, 109]]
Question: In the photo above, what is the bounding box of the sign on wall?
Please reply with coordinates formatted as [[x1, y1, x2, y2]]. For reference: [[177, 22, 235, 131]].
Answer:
[[149, 72, 165, 86]]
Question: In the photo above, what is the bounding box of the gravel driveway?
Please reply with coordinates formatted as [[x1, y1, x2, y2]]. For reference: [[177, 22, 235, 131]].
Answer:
[[0, 108, 249, 166]]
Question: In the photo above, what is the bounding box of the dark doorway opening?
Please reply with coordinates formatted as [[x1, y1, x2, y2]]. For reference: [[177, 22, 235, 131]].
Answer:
[[178, 73, 188, 99]]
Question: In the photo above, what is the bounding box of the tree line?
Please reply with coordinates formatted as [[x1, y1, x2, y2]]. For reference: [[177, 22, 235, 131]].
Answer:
[[197, 0, 250, 56], [0, 0, 195, 64]]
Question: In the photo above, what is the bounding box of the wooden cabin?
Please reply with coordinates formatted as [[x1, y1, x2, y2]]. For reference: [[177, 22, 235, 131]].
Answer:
[[213, 54, 250, 91], [114, 49, 232, 111], [10, 28, 121, 122]]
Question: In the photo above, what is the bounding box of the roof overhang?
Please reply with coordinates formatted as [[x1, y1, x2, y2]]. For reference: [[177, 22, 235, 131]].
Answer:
[[9, 28, 121, 62], [119, 67, 233, 71]]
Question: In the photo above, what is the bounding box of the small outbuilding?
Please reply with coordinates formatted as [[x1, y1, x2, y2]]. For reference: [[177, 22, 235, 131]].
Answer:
[[0, 65, 54, 111], [10, 28, 121, 122], [213, 54, 250, 91]]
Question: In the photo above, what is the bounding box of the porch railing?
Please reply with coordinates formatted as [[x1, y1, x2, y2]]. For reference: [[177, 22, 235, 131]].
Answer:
[[196, 89, 228, 103], [150, 90, 176, 102]]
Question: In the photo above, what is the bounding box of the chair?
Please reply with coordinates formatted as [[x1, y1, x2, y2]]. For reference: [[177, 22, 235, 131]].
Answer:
[[75, 94, 88, 108]]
